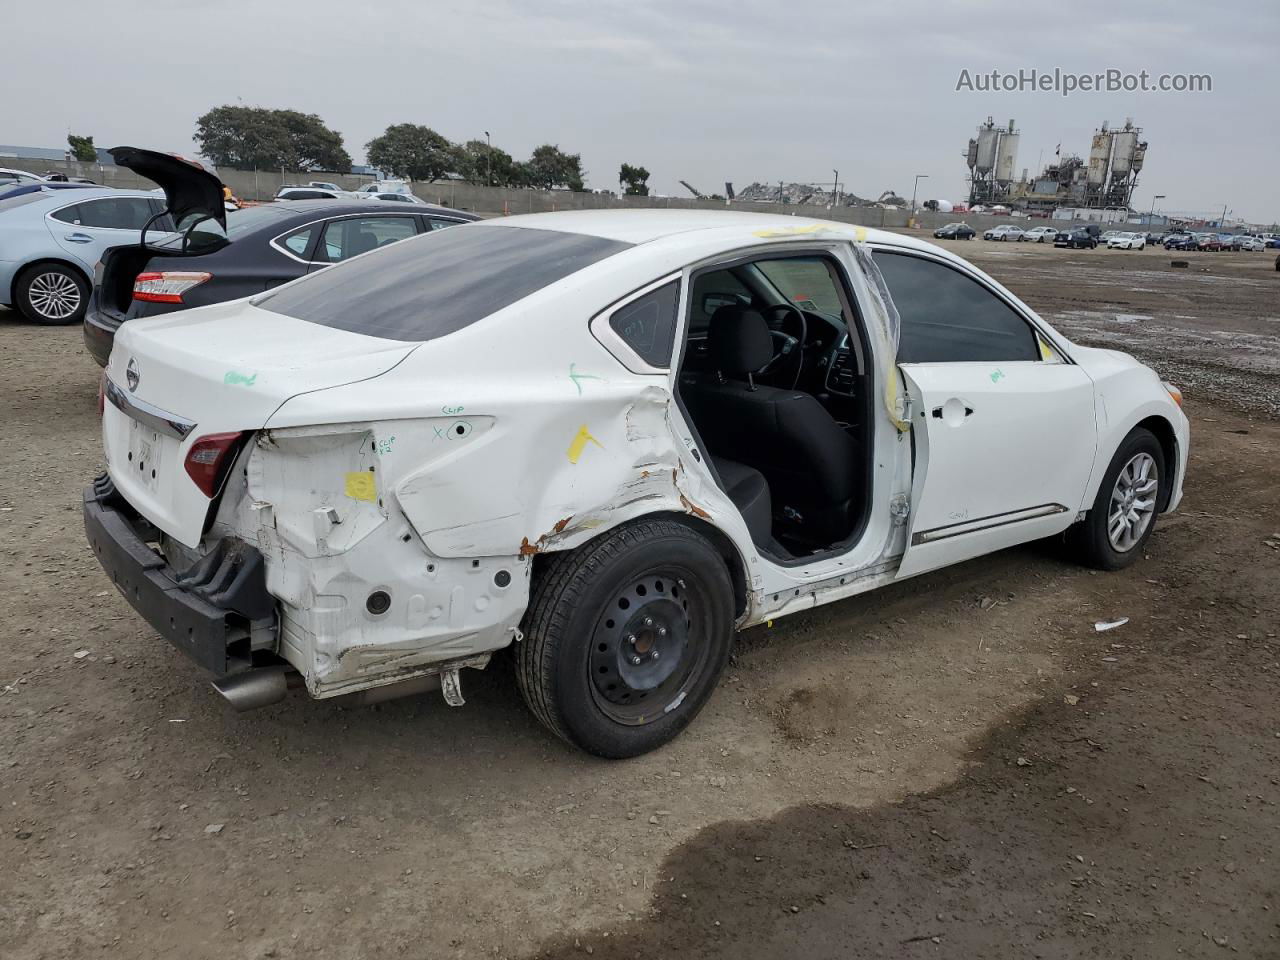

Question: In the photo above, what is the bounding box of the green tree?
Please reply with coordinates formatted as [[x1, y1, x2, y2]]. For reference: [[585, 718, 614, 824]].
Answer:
[[453, 139, 519, 186], [619, 163, 650, 196], [366, 124, 456, 182], [524, 144, 585, 191], [194, 106, 351, 171], [67, 134, 97, 162]]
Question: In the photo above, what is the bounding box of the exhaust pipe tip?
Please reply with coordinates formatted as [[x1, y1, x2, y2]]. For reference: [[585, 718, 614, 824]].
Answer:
[[211, 666, 295, 712]]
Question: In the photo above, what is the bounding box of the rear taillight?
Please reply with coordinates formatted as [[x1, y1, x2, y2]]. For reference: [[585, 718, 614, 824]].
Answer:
[[133, 271, 212, 304], [184, 432, 244, 497]]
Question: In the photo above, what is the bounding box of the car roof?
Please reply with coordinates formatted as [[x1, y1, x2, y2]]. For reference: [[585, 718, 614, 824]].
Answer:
[[256, 198, 474, 218], [469, 208, 934, 251], [27, 186, 159, 205]]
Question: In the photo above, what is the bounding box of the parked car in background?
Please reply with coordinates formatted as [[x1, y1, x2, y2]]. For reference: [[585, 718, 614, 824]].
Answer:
[[1197, 235, 1226, 252], [1099, 230, 1122, 244], [1163, 233, 1196, 250], [1144, 232, 1168, 245], [983, 225, 1024, 241], [1107, 232, 1147, 250], [1022, 226, 1058, 243], [45, 172, 98, 184], [1236, 236, 1264, 252], [0, 167, 45, 187], [1265, 236, 1280, 249], [1054, 226, 1098, 249], [931, 222, 975, 240], [275, 186, 344, 201], [84, 148, 477, 366], [356, 180, 412, 197], [361, 191, 428, 205], [307, 181, 342, 192], [85, 209, 1188, 758], [0, 186, 173, 324]]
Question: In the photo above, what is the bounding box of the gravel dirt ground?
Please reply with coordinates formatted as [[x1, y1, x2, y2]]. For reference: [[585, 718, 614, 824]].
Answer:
[[1, 234, 1276, 959]]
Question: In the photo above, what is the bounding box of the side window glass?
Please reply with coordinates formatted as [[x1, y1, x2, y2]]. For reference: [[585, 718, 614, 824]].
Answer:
[[426, 217, 461, 230], [281, 225, 315, 257], [319, 216, 417, 262], [874, 252, 1039, 363], [74, 198, 155, 230], [609, 280, 680, 368], [51, 203, 82, 224]]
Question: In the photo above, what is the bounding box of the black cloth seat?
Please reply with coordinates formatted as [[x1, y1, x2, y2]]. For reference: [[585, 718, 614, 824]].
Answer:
[[685, 305, 860, 541], [710, 457, 771, 546]]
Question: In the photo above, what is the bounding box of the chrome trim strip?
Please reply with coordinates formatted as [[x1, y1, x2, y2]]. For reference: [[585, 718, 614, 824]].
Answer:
[[912, 503, 1067, 545], [104, 378, 197, 440]]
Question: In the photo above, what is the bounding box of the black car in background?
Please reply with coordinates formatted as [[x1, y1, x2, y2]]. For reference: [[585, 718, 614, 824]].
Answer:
[[932, 222, 975, 240], [83, 149, 476, 367], [1053, 224, 1100, 249], [1163, 233, 1196, 250]]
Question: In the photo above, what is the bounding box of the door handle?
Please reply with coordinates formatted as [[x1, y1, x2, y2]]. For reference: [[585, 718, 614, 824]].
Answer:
[[63, 233, 93, 243]]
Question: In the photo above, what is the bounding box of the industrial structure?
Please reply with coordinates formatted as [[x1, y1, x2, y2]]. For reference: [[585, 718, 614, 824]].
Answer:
[[964, 117, 1148, 212]]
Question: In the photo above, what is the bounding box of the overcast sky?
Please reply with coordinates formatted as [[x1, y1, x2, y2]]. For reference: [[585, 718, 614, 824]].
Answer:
[[7, 1, 1277, 222]]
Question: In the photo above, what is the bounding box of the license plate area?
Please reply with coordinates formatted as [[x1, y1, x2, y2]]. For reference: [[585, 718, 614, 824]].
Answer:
[[127, 418, 164, 492]]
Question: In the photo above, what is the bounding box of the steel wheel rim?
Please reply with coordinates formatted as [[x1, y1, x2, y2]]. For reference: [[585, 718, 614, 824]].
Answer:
[[588, 569, 709, 726], [28, 271, 81, 319], [1107, 452, 1159, 552]]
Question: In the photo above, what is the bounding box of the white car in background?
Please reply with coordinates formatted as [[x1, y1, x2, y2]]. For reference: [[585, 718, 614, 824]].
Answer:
[[0, 167, 46, 186], [1237, 236, 1265, 252], [1021, 226, 1058, 243], [1107, 232, 1147, 250], [983, 224, 1024, 241], [85, 209, 1188, 758]]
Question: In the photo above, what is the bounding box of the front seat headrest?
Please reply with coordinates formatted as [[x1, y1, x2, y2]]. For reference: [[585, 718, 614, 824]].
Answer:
[[708, 305, 773, 376]]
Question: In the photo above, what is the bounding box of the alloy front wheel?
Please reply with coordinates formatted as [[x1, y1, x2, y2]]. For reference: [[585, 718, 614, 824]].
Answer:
[[1107, 452, 1159, 552]]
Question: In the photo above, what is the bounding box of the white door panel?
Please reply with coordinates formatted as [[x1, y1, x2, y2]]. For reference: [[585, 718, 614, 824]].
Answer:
[[896, 361, 1096, 578]]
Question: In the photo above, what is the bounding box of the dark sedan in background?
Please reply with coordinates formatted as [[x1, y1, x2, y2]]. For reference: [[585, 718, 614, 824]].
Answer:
[[932, 222, 975, 240], [1053, 225, 1100, 249], [83, 150, 476, 366]]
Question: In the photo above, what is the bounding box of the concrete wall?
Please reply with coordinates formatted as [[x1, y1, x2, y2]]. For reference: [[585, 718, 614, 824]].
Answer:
[[9, 157, 1101, 233]]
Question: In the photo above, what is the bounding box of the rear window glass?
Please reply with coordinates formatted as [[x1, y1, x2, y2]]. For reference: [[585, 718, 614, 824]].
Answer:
[[259, 225, 632, 342], [153, 204, 294, 253]]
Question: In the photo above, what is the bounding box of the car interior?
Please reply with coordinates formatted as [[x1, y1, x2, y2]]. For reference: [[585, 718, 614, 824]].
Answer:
[[677, 254, 873, 562]]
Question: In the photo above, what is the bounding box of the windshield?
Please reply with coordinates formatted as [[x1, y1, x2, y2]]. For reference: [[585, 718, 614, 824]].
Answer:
[[259, 225, 632, 342]]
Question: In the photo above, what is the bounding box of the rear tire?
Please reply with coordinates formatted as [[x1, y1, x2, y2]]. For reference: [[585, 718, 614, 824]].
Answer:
[[516, 519, 735, 758], [1067, 427, 1165, 570], [15, 263, 88, 325]]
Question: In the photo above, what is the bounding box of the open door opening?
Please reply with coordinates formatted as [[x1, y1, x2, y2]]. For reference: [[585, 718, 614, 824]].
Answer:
[[676, 252, 875, 563]]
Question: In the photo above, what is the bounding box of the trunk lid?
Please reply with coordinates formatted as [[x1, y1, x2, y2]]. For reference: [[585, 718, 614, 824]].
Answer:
[[104, 300, 417, 547], [109, 145, 227, 233]]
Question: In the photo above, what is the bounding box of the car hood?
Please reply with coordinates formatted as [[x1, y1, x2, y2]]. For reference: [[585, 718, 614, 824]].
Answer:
[[110, 146, 226, 231]]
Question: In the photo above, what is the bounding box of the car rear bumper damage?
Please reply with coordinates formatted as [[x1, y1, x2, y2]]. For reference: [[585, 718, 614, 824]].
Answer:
[[82, 473, 275, 675]]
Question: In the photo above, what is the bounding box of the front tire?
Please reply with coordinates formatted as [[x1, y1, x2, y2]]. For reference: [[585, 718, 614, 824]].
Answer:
[[15, 263, 89, 325], [516, 519, 735, 758], [1067, 427, 1165, 570]]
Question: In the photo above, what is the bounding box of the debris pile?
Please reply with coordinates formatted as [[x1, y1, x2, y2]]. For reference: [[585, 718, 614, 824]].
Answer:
[[733, 182, 906, 208]]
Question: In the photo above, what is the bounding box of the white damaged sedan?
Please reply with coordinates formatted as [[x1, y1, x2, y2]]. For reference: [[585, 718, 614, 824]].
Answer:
[[86, 209, 1188, 757]]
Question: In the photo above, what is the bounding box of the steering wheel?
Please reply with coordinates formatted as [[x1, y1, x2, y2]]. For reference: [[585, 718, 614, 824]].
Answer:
[[757, 303, 807, 388]]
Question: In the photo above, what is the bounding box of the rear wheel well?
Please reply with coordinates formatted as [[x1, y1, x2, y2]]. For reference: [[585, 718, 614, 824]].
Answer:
[[11, 258, 90, 305], [530, 511, 751, 621], [1134, 415, 1177, 512]]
